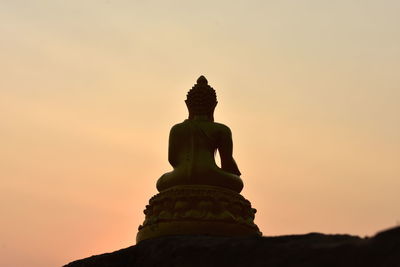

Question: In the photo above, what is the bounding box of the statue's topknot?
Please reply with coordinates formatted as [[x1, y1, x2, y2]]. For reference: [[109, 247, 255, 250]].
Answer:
[[186, 75, 217, 116], [197, 75, 208, 85]]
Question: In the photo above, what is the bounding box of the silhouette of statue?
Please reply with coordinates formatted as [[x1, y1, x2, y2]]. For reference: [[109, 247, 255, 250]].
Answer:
[[156, 75, 243, 193], [136, 76, 261, 242]]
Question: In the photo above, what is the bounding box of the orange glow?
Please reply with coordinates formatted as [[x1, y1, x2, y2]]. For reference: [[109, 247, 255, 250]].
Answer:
[[1, 1, 400, 266]]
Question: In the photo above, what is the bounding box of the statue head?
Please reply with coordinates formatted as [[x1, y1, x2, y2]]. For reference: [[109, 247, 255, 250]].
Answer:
[[185, 76, 218, 121]]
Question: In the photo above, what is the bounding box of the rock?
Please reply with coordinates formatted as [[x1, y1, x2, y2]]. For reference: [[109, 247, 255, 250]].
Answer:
[[64, 226, 400, 267]]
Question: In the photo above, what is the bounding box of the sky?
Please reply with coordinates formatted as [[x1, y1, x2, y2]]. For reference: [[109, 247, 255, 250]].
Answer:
[[1, 0, 399, 266]]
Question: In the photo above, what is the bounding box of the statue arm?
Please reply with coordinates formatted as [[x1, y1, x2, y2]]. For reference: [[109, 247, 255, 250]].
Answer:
[[219, 127, 241, 176], [168, 126, 179, 168]]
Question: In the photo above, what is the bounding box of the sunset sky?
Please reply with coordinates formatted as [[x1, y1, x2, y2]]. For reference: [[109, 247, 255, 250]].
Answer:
[[1, 1, 399, 266]]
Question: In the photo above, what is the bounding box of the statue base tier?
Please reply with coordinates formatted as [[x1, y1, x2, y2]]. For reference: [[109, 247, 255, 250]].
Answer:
[[136, 185, 261, 243]]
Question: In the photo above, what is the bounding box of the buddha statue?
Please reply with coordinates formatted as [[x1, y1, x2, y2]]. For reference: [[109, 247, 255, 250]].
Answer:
[[156, 75, 244, 193], [136, 76, 261, 242]]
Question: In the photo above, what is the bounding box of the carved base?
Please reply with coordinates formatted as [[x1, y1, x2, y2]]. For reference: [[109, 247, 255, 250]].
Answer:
[[136, 185, 261, 243]]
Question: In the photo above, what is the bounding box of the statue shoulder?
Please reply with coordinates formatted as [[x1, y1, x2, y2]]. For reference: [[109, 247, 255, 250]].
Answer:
[[169, 121, 190, 133], [212, 122, 232, 134]]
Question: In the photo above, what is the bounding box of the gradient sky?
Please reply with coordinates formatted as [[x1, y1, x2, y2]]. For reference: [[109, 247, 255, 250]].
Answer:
[[1, 1, 400, 266]]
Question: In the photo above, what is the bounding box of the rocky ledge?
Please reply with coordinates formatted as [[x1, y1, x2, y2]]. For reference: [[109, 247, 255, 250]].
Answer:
[[64, 226, 400, 267]]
